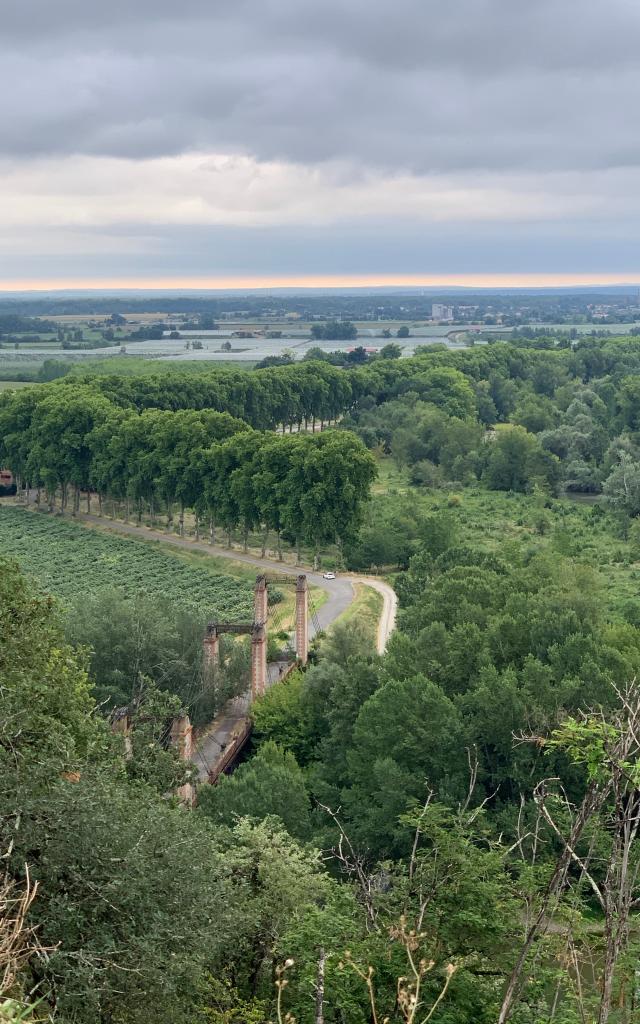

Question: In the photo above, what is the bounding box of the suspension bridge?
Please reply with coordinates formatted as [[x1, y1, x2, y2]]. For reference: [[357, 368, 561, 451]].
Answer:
[[93, 513, 396, 804], [173, 571, 325, 800]]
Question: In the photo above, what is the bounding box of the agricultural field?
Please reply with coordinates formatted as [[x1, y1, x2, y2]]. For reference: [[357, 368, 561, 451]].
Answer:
[[0, 379, 40, 391], [71, 355, 255, 375], [0, 506, 253, 619]]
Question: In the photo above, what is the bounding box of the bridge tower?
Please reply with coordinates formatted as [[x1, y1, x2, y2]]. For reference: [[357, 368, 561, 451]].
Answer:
[[170, 714, 196, 807], [254, 574, 268, 625], [295, 574, 309, 666], [251, 622, 267, 700], [203, 625, 219, 668], [201, 572, 309, 705], [251, 575, 269, 698]]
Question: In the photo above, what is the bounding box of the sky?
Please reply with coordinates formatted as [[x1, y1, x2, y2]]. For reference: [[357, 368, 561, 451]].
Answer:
[[3, 0, 640, 289]]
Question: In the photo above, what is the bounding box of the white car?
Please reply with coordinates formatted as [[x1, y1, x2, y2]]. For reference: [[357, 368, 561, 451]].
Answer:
[[323, 571, 336, 580]]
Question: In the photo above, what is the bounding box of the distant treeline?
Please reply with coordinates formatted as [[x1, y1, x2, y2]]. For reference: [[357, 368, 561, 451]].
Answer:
[[0, 385, 376, 553], [7, 337, 640, 549], [0, 314, 57, 336], [2, 289, 639, 319]]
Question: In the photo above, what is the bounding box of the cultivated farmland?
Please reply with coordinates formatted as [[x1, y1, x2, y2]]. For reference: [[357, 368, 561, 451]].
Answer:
[[0, 507, 253, 618]]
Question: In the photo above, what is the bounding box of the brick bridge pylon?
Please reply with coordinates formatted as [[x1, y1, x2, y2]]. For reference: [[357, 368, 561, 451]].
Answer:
[[203, 573, 309, 700]]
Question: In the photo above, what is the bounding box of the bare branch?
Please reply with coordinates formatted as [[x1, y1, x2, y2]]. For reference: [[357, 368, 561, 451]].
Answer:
[[317, 803, 380, 933], [0, 863, 45, 1000], [409, 790, 434, 884]]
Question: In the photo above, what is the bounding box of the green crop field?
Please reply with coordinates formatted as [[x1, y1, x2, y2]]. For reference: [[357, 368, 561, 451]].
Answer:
[[71, 355, 256, 376], [0, 506, 253, 618], [0, 379, 40, 391]]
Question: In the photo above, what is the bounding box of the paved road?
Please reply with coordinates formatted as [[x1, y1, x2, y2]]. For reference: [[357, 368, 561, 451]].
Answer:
[[72, 512, 397, 779], [75, 512, 397, 646], [76, 512, 355, 631]]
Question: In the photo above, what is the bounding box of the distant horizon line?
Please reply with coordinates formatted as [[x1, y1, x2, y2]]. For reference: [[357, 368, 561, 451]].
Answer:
[[2, 272, 640, 294]]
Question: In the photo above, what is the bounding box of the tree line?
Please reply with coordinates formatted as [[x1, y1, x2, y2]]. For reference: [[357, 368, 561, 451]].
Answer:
[[64, 336, 640, 429], [8, 335, 640, 553], [0, 386, 376, 553]]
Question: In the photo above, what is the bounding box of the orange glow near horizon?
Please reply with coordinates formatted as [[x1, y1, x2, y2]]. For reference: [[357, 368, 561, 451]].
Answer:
[[1, 272, 640, 292]]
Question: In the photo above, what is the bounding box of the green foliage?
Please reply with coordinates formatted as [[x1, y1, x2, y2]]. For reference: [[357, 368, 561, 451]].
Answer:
[[603, 453, 640, 516], [198, 741, 312, 840], [380, 341, 403, 358], [344, 675, 462, 854], [199, 977, 269, 1023], [547, 716, 620, 782], [310, 320, 357, 341], [616, 374, 640, 431], [65, 587, 206, 708], [0, 555, 99, 771], [320, 618, 376, 667], [483, 425, 561, 493], [63, 586, 249, 723], [343, 490, 427, 569], [251, 672, 316, 762], [8, 771, 228, 1024], [123, 678, 194, 792], [400, 366, 476, 419]]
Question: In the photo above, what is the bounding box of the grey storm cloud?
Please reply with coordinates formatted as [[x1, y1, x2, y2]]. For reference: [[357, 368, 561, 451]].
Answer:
[[3, 0, 640, 174], [3, 0, 640, 283]]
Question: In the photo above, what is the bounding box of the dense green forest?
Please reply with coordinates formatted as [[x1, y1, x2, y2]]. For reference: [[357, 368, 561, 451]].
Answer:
[[7, 336, 640, 1021]]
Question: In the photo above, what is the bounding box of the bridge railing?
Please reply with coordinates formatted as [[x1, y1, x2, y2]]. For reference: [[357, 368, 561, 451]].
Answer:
[[205, 660, 299, 785]]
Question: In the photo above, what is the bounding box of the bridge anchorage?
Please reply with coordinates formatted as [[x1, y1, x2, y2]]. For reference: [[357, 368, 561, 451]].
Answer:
[[203, 573, 310, 701]]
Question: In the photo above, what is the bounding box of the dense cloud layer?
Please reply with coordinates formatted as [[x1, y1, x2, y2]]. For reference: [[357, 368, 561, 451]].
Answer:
[[2, 0, 639, 170], [2, 0, 640, 281]]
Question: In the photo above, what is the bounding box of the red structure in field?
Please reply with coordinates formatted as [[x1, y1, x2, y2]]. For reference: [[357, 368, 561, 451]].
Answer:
[[203, 572, 309, 700]]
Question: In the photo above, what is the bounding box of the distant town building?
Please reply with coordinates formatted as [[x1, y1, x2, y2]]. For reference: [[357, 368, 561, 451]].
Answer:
[[432, 303, 454, 321]]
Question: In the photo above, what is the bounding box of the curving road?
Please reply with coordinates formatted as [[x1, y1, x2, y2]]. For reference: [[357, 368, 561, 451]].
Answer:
[[75, 512, 396, 648], [76, 513, 354, 633], [73, 512, 397, 781], [356, 577, 397, 655]]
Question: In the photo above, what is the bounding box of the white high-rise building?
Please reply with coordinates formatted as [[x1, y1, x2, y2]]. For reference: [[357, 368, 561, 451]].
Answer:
[[432, 303, 454, 321]]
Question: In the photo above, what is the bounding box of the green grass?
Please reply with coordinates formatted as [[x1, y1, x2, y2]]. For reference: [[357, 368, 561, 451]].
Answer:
[[0, 379, 41, 391], [71, 356, 256, 376], [335, 582, 383, 638], [371, 456, 411, 495]]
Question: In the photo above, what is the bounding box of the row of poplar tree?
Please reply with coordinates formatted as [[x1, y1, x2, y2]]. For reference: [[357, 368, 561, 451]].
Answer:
[[0, 383, 377, 552]]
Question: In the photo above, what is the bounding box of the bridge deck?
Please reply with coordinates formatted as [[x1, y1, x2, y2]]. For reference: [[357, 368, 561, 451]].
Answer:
[[193, 659, 291, 784]]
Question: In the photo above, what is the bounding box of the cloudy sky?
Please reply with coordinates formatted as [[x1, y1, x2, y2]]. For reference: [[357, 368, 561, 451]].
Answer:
[[2, 0, 640, 289]]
